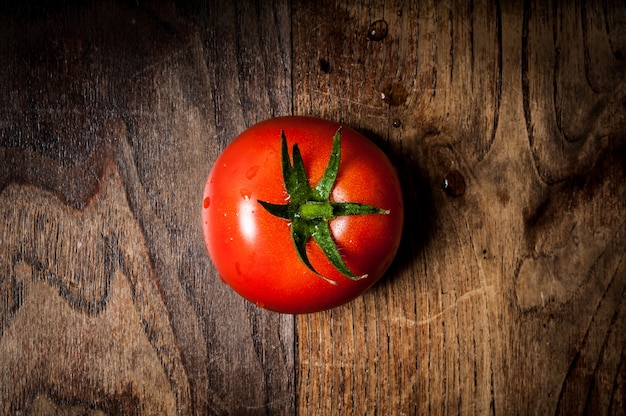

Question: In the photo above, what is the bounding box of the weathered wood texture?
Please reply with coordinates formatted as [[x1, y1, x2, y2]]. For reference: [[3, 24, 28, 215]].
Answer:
[[0, 1, 293, 414], [0, 0, 624, 415], [294, 1, 626, 414]]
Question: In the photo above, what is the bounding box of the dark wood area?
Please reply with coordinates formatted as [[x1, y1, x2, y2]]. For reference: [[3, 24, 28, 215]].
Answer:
[[1, 1, 624, 414]]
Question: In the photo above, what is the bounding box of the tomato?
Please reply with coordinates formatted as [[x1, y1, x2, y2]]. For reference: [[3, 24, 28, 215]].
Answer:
[[202, 116, 403, 313]]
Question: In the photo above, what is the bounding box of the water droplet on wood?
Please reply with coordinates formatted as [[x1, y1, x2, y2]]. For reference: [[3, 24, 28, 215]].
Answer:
[[381, 83, 408, 106], [442, 170, 466, 197], [367, 20, 388, 41], [392, 119, 402, 128]]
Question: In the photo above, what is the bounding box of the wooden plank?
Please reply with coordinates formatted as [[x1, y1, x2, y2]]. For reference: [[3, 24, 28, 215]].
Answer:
[[0, 1, 294, 414], [293, 0, 626, 414], [195, 1, 295, 414]]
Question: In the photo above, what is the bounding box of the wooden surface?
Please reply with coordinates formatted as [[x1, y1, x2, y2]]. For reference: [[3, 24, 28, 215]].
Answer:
[[1, 0, 625, 414]]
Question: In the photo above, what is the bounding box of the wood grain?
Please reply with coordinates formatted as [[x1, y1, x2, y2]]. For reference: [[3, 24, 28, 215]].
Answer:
[[0, 1, 293, 414], [293, 0, 626, 414], [0, 0, 624, 414]]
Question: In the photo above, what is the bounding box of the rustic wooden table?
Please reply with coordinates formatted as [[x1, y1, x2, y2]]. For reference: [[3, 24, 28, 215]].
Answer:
[[1, 1, 625, 414]]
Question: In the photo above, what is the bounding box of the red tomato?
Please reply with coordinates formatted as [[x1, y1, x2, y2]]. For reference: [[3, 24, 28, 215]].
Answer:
[[202, 116, 403, 313]]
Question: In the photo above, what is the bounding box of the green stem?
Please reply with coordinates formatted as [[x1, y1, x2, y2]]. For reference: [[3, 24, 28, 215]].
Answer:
[[257, 128, 390, 284], [298, 202, 333, 220]]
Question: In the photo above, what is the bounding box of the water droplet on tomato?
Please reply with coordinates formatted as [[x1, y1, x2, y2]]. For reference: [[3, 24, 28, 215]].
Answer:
[[442, 170, 466, 197], [203, 196, 211, 208], [367, 19, 388, 41], [240, 189, 251, 200], [246, 165, 260, 179]]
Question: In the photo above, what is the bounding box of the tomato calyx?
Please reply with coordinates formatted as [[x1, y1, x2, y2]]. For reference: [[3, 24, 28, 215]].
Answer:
[[258, 128, 389, 284]]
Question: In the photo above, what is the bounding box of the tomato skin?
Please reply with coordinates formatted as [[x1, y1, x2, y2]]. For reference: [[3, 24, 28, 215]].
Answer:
[[202, 116, 403, 313]]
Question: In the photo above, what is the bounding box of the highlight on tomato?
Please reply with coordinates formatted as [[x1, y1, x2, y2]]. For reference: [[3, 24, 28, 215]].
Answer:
[[202, 116, 403, 314]]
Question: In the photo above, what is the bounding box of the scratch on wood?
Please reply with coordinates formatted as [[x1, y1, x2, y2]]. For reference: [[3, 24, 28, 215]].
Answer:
[[394, 285, 494, 328]]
